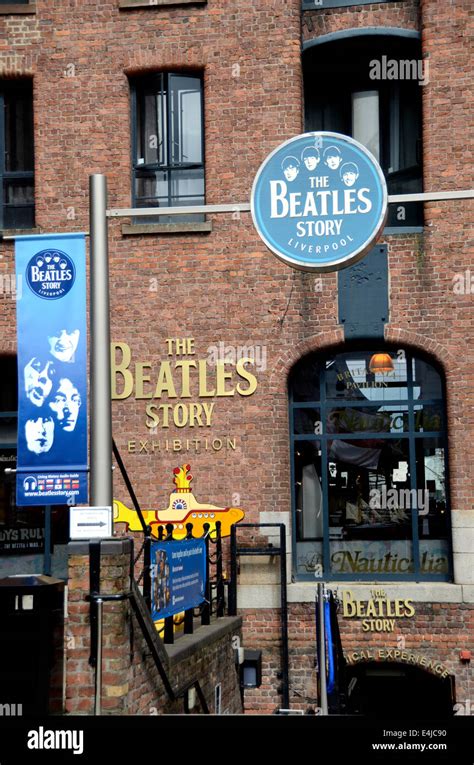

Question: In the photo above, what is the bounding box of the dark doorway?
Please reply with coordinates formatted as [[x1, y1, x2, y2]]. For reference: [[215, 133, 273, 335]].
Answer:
[[346, 662, 454, 718]]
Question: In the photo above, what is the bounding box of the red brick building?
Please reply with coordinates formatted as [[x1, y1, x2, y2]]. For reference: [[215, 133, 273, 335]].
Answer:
[[0, 0, 472, 717]]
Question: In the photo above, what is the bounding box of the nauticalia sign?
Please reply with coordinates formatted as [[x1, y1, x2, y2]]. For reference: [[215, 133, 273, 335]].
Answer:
[[251, 132, 388, 272]]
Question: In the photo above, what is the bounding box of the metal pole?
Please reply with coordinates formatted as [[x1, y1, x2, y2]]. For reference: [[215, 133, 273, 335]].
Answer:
[[318, 583, 328, 715], [94, 598, 103, 716], [43, 505, 52, 576], [215, 521, 225, 617], [201, 524, 211, 626], [279, 524, 290, 709], [228, 524, 237, 616], [104, 188, 474, 219], [89, 174, 113, 508]]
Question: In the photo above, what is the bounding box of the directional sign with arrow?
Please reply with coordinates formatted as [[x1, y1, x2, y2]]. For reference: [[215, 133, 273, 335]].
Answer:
[[69, 507, 113, 540]]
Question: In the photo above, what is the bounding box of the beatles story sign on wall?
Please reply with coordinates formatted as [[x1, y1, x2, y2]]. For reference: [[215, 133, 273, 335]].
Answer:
[[111, 338, 259, 454]]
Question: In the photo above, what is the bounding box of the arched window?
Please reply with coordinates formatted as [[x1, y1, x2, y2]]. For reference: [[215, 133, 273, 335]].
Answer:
[[289, 348, 452, 581]]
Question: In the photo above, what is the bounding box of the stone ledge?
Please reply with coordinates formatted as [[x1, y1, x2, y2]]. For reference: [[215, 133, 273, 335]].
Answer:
[[0, 227, 40, 239], [122, 221, 212, 235], [0, 4, 36, 14], [451, 509, 474, 528], [238, 582, 466, 609], [165, 616, 242, 665], [461, 586, 474, 603], [67, 538, 133, 557]]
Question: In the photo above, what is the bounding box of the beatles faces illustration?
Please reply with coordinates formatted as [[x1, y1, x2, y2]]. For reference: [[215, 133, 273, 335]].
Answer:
[[48, 328, 80, 363], [281, 156, 300, 182], [282, 143, 359, 186], [340, 162, 359, 187], [301, 146, 320, 171], [25, 410, 55, 455], [324, 146, 343, 170], [23, 326, 82, 455], [24, 356, 56, 407], [49, 377, 81, 433]]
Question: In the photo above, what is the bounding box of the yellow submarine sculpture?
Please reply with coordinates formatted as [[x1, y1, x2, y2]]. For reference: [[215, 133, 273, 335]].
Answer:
[[113, 463, 245, 539]]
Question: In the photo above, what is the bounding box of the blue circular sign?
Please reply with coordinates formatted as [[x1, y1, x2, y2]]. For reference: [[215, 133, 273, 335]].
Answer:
[[26, 249, 76, 299], [251, 132, 388, 272]]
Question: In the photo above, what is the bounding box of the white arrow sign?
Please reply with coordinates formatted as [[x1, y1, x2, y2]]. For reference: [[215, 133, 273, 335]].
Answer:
[[69, 506, 113, 540]]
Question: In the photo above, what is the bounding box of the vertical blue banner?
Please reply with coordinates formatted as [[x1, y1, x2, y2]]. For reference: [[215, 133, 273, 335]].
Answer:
[[150, 539, 206, 621], [15, 233, 88, 506]]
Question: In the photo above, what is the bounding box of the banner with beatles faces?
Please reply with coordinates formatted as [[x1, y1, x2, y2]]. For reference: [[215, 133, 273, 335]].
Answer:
[[15, 233, 88, 506]]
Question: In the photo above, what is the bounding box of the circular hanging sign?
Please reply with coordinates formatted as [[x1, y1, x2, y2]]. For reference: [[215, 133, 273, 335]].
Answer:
[[251, 132, 388, 272]]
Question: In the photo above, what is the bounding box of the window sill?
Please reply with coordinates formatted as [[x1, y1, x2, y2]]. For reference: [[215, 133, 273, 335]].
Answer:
[[302, 0, 393, 8], [119, 0, 206, 8], [383, 226, 424, 236], [0, 227, 40, 239], [237, 582, 465, 609], [122, 221, 212, 235], [0, 4, 36, 14]]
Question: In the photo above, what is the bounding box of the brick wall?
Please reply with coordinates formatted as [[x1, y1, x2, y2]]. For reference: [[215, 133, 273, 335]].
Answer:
[[0, 0, 472, 717], [0, 0, 471, 530], [67, 545, 131, 714], [240, 603, 474, 714], [66, 540, 242, 715], [128, 620, 243, 715], [302, 0, 420, 42]]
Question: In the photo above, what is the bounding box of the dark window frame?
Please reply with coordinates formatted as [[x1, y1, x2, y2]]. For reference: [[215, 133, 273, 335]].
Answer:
[[303, 36, 424, 230], [289, 347, 453, 582], [130, 72, 205, 224], [0, 80, 35, 230]]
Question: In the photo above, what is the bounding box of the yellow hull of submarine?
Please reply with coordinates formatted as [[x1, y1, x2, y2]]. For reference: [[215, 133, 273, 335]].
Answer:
[[113, 496, 244, 540]]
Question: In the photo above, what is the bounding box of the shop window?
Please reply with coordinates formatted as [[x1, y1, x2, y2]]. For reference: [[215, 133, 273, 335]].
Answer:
[[0, 81, 35, 230], [290, 348, 452, 581], [130, 72, 205, 224], [303, 35, 423, 229]]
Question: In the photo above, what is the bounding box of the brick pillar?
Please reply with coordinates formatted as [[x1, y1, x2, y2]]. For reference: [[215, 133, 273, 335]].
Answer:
[[66, 538, 133, 715]]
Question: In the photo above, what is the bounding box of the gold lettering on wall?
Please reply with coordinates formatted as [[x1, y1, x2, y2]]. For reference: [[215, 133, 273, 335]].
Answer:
[[341, 589, 416, 632], [345, 649, 450, 679], [111, 338, 259, 437]]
